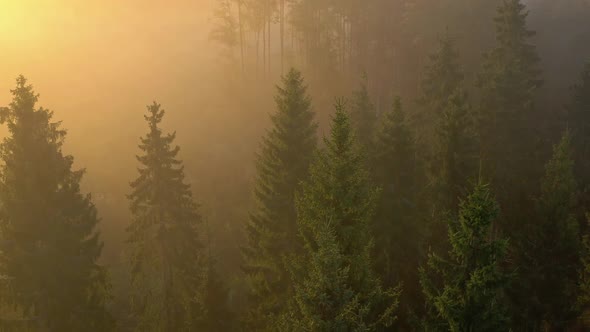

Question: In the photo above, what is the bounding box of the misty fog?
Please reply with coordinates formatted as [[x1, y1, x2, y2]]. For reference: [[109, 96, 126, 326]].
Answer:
[[1, 0, 590, 330]]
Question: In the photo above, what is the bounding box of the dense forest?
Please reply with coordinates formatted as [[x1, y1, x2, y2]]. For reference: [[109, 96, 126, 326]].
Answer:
[[1, 0, 590, 330]]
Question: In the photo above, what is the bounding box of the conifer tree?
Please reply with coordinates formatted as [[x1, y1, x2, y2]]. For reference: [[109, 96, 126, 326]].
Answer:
[[477, 3, 543, 322], [431, 89, 478, 218], [0, 76, 113, 330], [242, 68, 317, 329], [477, 0, 542, 209], [515, 132, 581, 330], [420, 183, 510, 332], [210, 0, 239, 61], [373, 97, 424, 325], [578, 216, 590, 312], [127, 102, 204, 331], [350, 74, 378, 152], [419, 35, 477, 277], [417, 33, 464, 151], [568, 62, 590, 210], [285, 102, 399, 331]]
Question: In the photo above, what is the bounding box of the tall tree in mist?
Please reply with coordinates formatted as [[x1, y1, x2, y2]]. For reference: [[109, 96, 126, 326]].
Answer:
[[420, 183, 510, 332], [350, 74, 378, 152], [127, 102, 205, 331], [429, 90, 478, 245], [418, 35, 477, 258], [568, 62, 590, 210], [578, 215, 590, 313], [477, 0, 544, 325], [477, 0, 542, 209], [284, 103, 399, 331], [0, 76, 113, 330], [211, 0, 239, 64], [373, 97, 424, 325], [242, 68, 317, 330], [516, 132, 581, 330], [417, 34, 464, 151]]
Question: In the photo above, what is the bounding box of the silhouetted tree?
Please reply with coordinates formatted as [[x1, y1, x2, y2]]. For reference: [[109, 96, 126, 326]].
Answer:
[[0, 76, 113, 330], [350, 74, 377, 152], [518, 132, 581, 329], [127, 102, 205, 331], [242, 68, 317, 330], [373, 97, 424, 327]]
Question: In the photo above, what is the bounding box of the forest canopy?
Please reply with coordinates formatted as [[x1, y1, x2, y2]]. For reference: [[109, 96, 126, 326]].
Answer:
[[1, 0, 590, 331]]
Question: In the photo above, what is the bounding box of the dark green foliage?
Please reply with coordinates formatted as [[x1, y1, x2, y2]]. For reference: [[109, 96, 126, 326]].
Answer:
[[578, 217, 590, 312], [373, 97, 424, 325], [285, 103, 399, 331], [0, 76, 113, 331], [127, 102, 204, 331], [419, 36, 477, 272], [420, 184, 510, 332], [477, 0, 543, 199], [430, 89, 478, 218], [350, 75, 378, 151], [241, 68, 317, 329], [201, 256, 235, 331], [516, 132, 581, 329], [569, 62, 590, 211], [416, 34, 464, 151], [477, 2, 544, 324]]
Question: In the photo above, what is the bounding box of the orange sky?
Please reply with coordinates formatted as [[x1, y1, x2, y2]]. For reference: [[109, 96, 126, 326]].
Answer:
[[0, 0, 224, 184]]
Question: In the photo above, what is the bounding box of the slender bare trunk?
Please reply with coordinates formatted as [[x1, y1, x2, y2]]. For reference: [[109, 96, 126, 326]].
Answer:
[[238, 0, 245, 74], [280, 0, 285, 74], [341, 15, 345, 72], [267, 0, 271, 76], [256, 30, 260, 78], [263, 17, 266, 77]]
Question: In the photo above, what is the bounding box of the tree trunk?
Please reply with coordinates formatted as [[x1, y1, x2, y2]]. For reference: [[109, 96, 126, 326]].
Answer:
[[267, 0, 271, 76], [263, 16, 267, 77], [256, 30, 260, 78], [280, 0, 285, 74], [238, 0, 245, 74]]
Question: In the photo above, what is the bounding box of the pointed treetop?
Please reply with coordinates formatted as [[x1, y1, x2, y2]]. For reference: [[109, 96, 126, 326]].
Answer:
[[328, 99, 354, 153], [541, 130, 576, 201], [495, 0, 535, 43]]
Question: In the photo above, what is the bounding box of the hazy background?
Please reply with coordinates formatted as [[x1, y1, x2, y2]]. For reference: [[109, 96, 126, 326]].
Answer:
[[1, 0, 590, 324], [0, 0, 263, 305]]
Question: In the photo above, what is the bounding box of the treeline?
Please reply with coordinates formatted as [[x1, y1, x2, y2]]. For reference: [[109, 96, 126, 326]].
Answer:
[[210, 0, 590, 108], [1, 0, 590, 331]]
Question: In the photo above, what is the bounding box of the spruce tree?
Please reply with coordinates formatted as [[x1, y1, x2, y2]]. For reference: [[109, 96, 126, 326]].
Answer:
[[416, 33, 464, 151], [568, 62, 590, 214], [420, 183, 510, 332], [0, 76, 112, 330], [285, 102, 399, 331], [373, 97, 424, 325], [578, 216, 590, 313], [242, 68, 317, 329], [350, 74, 378, 152], [477, 3, 543, 323], [477, 0, 542, 210], [516, 132, 581, 329], [127, 102, 204, 331], [419, 35, 477, 278], [431, 89, 478, 218]]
